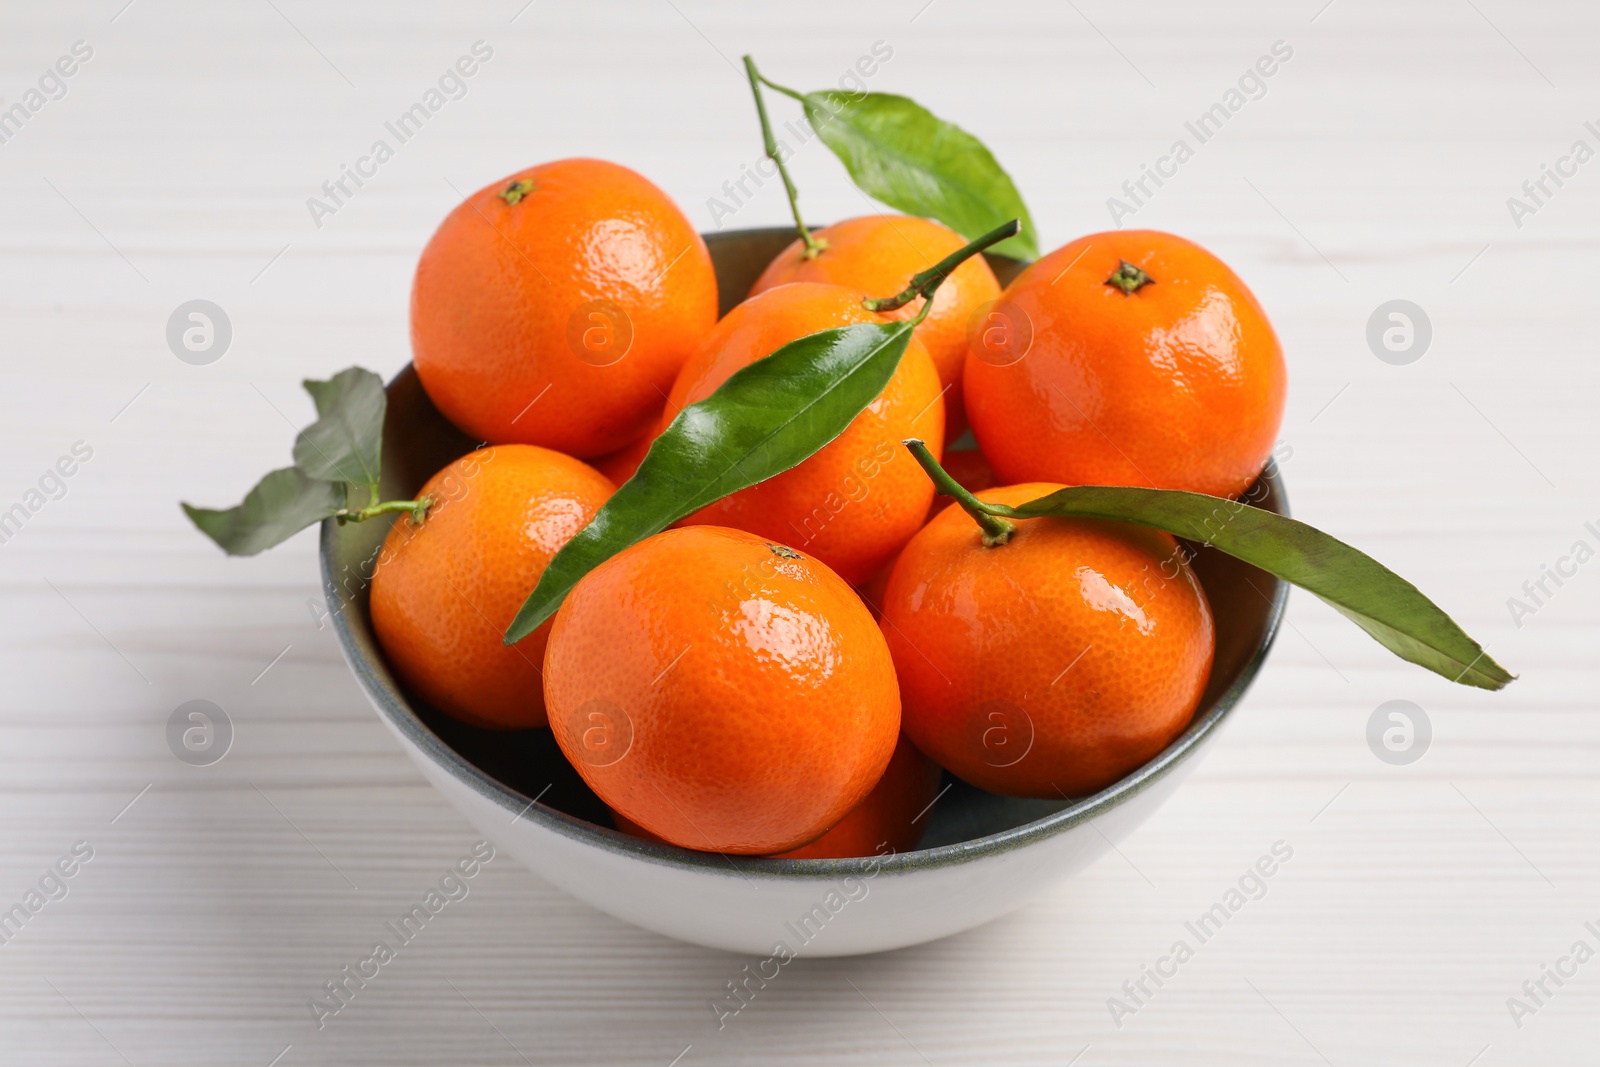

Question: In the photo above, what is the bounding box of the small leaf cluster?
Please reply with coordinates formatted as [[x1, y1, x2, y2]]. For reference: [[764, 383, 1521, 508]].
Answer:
[[183, 368, 391, 556]]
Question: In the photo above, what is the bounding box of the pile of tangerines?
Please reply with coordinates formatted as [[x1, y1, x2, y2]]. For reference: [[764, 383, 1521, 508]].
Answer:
[[187, 57, 1507, 861], [363, 152, 1286, 859]]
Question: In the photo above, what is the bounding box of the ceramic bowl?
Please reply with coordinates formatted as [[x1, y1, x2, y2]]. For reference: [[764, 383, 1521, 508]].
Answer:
[[321, 227, 1288, 957]]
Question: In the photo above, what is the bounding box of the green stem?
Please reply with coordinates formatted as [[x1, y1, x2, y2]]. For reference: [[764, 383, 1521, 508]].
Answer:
[[1105, 259, 1153, 295], [336, 495, 431, 526], [499, 179, 534, 206], [743, 56, 824, 259], [864, 219, 1022, 315], [903, 439, 1015, 546], [755, 71, 807, 104]]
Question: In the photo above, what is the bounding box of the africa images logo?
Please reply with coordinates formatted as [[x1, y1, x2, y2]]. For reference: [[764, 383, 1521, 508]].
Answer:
[[0, 40, 94, 147], [306, 41, 494, 229], [1105, 40, 1294, 225]]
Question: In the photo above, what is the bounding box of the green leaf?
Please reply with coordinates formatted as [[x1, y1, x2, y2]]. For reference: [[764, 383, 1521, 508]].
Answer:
[[294, 367, 386, 488], [995, 485, 1513, 691], [182, 467, 346, 557], [802, 90, 1039, 261], [504, 320, 917, 643]]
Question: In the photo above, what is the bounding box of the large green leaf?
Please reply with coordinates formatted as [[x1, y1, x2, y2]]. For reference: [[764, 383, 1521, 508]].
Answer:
[[294, 367, 386, 487], [803, 91, 1039, 261], [182, 466, 346, 557], [504, 320, 917, 643], [995, 484, 1513, 690]]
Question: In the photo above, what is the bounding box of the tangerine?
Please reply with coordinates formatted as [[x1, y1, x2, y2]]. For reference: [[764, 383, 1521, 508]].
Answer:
[[667, 282, 945, 585], [879, 483, 1215, 798], [544, 526, 900, 855], [410, 158, 717, 457], [750, 215, 1000, 442], [590, 432, 652, 486], [610, 733, 940, 860], [370, 445, 614, 730], [963, 230, 1285, 498], [776, 733, 941, 859]]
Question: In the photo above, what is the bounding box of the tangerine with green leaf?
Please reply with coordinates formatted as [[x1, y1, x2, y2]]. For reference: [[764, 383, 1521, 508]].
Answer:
[[750, 215, 1001, 441], [664, 282, 945, 585], [879, 478, 1215, 798]]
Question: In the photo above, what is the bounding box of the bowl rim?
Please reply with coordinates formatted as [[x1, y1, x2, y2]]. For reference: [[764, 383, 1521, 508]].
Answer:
[[322, 456, 1287, 882]]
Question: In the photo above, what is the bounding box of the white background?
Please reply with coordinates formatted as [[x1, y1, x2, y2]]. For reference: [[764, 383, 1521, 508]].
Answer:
[[2, 1, 1596, 1063]]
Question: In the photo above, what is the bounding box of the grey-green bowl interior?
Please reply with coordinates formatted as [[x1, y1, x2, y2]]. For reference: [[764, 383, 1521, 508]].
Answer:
[[320, 226, 1287, 879]]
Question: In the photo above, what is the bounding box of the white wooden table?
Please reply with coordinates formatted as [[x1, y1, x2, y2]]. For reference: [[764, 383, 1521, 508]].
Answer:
[[2, 1, 1595, 1063]]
